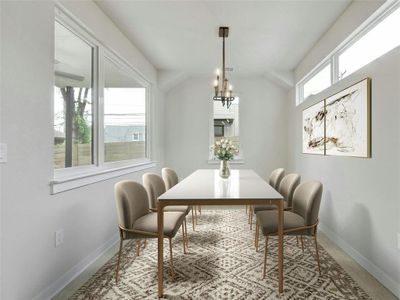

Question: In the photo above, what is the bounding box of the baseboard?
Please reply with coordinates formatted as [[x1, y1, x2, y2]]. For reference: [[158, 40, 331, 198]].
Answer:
[[32, 232, 119, 300], [319, 223, 400, 299]]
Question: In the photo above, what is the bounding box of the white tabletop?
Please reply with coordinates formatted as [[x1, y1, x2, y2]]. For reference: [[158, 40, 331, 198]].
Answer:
[[158, 169, 282, 202]]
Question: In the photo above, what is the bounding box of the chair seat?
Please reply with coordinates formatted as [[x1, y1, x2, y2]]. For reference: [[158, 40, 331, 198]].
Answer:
[[253, 201, 288, 213], [256, 210, 310, 236], [132, 211, 185, 238], [164, 205, 190, 215]]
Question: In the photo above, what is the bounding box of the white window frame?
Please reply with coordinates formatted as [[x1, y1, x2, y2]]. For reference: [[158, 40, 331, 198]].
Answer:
[[101, 51, 152, 169], [297, 60, 332, 104], [52, 5, 155, 194], [296, 0, 400, 105], [208, 96, 244, 164]]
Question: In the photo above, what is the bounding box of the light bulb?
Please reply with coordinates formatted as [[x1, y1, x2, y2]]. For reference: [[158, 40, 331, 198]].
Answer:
[[216, 69, 220, 76], [214, 80, 218, 87]]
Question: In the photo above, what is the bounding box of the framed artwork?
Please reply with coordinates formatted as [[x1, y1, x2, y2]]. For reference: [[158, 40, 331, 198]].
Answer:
[[325, 78, 371, 157], [302, 100, 325, 155], [302, 78, 371, 158]]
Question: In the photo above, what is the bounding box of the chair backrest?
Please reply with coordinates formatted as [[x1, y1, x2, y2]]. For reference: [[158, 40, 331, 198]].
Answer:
[[278, 173, 301, 207], [292, 181, 323, 226], [142, 173, 166, 210], [162, 167, 179, 190], [114, 180, 149, 230], [268, 168, 285, 190]]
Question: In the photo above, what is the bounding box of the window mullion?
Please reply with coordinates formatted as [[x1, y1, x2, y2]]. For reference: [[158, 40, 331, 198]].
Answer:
[[332, 55, 339, 83], [97, 47, 105, 166]]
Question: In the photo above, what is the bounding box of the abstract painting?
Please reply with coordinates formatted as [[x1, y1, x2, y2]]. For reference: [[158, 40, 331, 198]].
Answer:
[[302, 100, 325, 155], [325, 78, 371, 157]]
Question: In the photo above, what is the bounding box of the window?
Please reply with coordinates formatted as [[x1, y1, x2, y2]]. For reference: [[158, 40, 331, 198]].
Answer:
[[338, 7, 400, 79], [303, 63, 331, 100], [54, 21, 94, 169], [210, 98, 240, 158], [104, 57, 147, 163], [53, 7, 152, 186], [297, 2, 400, 105]]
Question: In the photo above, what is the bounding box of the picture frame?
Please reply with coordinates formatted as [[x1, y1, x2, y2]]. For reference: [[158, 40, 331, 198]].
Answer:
[[302, 78, 371, 158]]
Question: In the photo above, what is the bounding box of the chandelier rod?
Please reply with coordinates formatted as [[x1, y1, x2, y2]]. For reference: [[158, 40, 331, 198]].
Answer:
[[222, 30, 225, 89]]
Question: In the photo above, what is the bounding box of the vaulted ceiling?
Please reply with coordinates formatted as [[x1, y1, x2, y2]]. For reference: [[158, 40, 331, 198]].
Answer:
[[95, 0, 351, 89]]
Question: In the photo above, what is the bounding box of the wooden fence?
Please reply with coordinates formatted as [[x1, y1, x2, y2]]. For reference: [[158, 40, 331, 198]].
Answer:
[[54, 141, 146, 169]]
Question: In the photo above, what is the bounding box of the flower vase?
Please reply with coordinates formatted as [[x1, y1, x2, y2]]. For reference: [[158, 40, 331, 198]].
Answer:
[[219, 160, 230, 179]]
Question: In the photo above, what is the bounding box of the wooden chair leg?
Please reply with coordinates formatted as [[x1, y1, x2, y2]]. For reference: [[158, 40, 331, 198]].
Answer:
[[245, 204, 248, 214], [136, 240, 141, 256], [143, 239, 148, 249], [184, 218, 189, 249], [198, 205, 202, 215], [169, 238, 175, 280], [296, 236, 299, 247], [195, 206, 198, 225], [191, 207, 195, 231], [249, 206, 253, 230], [314, 234, 321, 275], [181, 225, 187, 254], [248, 205, 251, 224], [255, 221, 260, 251], [300, 235, 304, 252], [115, 238, 123, 283], [262, 236, 269, 279]]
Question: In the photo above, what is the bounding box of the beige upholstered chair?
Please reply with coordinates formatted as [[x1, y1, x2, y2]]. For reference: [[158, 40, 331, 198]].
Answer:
[[161, 167, 179, 190], [248, 168, 286, 229], [255, 180, 323, 278], [268, 168, 285, 190], [143, 173, 190, 250], [114, 180, 186, 283], [254, 173, 301, 213], [162, 167, 198, 230]]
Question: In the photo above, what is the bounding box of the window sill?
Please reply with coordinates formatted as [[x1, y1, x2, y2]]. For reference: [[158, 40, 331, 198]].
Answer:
[[51, 161, 157, 194], [207, 158, 245, 165]]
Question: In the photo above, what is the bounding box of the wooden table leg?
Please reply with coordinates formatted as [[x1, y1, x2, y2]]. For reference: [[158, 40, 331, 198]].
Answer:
[[277, 201, 284, 294], [158, 205, 164, 298]]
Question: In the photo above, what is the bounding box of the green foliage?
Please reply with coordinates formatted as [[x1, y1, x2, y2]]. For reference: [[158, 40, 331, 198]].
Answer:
[[74, 114, 91, 144]]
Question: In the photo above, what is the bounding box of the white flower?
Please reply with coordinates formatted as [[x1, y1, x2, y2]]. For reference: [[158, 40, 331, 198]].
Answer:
[[222, 143, 227, 149], [216, 141, 221, 146], [229, 140, 233, 145]]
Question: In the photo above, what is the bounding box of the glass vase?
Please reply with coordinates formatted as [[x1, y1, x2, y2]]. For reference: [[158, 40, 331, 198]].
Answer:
[[219, 160, 230, 179]]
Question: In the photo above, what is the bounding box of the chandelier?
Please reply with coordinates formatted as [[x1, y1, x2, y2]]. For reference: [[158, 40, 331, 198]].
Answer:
[[213, 27, 234, 109]]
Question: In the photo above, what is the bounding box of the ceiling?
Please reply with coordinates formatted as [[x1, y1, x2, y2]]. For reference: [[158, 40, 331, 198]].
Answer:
[[95, 0, 351, 87]]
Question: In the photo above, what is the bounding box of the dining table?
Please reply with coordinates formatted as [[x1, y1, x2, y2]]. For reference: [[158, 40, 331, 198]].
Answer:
[[157, 169, 284, 298]]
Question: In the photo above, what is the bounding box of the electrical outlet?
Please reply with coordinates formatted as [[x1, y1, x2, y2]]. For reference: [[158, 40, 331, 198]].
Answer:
[[55, 229, 64, 247]]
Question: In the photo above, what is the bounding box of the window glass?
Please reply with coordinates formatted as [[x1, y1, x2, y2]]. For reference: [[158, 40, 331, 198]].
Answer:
[[54, 21, 93, 169], [212, 98, 240, 155], [339, 7, 400, 79], [303, 64, 331, 100], [104, 58, 146, 162]]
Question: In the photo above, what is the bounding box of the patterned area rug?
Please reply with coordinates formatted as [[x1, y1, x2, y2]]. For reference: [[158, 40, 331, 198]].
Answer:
[[71, 209, 371, 299]]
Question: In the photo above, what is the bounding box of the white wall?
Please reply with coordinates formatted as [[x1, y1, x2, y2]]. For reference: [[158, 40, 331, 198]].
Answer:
[[164, 76, 288, 179], [289, 46, 400, 298], [288, 0, 400, 295], [295, 0, 385, 81], [0, 1, 165, 299]]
